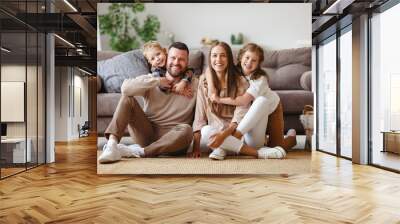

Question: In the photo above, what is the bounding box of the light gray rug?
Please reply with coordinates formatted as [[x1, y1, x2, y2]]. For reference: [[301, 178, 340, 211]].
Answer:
[[97, 151, 311, 175]]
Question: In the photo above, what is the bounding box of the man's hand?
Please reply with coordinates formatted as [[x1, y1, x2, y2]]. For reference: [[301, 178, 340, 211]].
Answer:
[[190, 131, 202, 158], [208, 131, 227, 149], [159, 77, 172, 90]]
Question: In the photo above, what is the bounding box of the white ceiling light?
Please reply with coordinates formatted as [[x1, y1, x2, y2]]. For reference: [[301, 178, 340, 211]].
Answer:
[[54, 34, 75, 48], [78, 67, 92, 76], [63, 0, 78, 12], [323, 0, 355, 15], [1, 47, 11, 53]]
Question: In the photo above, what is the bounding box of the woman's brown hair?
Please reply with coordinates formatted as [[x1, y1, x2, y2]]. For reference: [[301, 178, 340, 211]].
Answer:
[[208, 41, 241, 98], [237, 43, 268, 80], [207, 42, 242, 114]]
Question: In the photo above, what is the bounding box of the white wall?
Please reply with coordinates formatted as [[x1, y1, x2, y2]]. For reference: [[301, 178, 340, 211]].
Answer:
[[54, 67, 89, 141], [72, 74, 89, 139], [98, 3, 311, 51], [1, 65, 39, 137], [55, 67, 69, 141]]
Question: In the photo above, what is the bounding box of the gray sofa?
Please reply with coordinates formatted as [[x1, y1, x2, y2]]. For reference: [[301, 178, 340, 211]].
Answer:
[[97, 47, 313, 137]]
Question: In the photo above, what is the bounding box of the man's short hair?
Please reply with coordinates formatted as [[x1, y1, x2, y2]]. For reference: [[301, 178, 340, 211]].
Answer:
[[168, 42, 189, 55]]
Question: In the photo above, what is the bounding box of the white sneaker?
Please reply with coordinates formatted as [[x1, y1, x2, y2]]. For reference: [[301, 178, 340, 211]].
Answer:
[[98, 142, 121, 163], [258, 146, 286, 159], [117, 144, 143, 158], [209, 148, 226, 160]]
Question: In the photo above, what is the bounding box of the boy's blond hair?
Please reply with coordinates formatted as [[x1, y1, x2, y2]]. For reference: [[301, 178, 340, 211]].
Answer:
[[142, 41, 167, 60]]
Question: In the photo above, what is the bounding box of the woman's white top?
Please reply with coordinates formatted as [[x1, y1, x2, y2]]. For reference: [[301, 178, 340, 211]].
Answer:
[[245, 75, 280, 112]]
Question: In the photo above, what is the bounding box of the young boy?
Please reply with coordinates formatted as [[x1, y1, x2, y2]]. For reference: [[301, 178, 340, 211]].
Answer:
[[142, 41, 193, 96]]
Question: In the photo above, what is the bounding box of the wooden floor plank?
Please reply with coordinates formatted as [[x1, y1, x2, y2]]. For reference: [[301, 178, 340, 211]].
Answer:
[[1, 135, 400, 223]]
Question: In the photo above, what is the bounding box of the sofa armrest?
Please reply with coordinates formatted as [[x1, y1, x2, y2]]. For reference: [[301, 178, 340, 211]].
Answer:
[[300, 71, 312, 91], [96, 75, 103, 93]]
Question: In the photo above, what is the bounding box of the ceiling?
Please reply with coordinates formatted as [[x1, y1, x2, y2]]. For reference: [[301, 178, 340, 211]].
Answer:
[[0, 0, 99, 73], [0, 0, 391, 73]]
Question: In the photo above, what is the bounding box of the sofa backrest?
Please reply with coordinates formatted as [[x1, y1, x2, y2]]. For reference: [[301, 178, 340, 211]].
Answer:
[[200, 46, 311, 91], [262, 47, 311, 90], [97, 49, 204, 93], [97, 47, 311, 93]]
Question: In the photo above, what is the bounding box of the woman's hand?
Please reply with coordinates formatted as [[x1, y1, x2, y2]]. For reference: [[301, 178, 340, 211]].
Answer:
[[159, 77, 172, 90], [172, 83, 193, 98], [208, 131, 227, 149]]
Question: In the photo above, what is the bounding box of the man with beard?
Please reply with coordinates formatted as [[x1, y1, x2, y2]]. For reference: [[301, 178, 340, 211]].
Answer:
[[99, 42, 198, 163]]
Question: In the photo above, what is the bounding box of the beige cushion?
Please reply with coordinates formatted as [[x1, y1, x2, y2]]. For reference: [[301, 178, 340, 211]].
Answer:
[[97, 51, 121, 61], [300, 71, 312, 91]]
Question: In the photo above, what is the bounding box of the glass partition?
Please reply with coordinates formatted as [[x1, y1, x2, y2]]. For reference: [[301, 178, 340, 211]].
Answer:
[[1, 31, 28, 177], [0, 1, 46, 179], [317, 36, 337, 155], [339, 28, 352, 158]]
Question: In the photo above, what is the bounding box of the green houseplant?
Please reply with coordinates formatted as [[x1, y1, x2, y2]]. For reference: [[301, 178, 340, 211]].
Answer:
[[99, 3, 160, 52], [230, 33, 244, 45]]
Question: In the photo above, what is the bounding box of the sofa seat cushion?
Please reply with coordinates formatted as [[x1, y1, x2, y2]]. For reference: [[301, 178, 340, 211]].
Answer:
[[276, 90, 313, 114]]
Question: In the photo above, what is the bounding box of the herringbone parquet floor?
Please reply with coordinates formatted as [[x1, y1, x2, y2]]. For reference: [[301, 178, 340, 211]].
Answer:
[[1, 135, 400, 223]]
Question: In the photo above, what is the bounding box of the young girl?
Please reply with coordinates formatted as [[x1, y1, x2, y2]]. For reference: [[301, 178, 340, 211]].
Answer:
[[205, 43, 296, 156], [142, 41, 193, 96]]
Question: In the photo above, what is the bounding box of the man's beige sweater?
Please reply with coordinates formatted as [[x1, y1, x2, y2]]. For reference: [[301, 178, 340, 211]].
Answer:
[[121, 74, 198, 132]]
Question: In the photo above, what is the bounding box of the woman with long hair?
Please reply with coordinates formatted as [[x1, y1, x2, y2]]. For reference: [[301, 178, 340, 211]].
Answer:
[[191, 42, 284, 159]]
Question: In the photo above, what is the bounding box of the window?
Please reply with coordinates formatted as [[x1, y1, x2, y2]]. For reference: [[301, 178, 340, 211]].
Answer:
[[339, 28, 352, 158], [370, 2, 400, 171], [317, 36, 337, 154]]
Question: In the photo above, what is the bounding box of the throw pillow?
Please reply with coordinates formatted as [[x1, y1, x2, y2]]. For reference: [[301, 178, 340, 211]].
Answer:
[[97, 49, 150, 93]]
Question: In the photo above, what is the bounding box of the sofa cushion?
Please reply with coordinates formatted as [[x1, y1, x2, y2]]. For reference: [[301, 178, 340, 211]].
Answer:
[[188, 49, 204, 75], [261, 50, 279, 68], [97, 93, 144, 117], [269, 64, 310, 90], [300, 71, 312, 91], [97, 49, 150, 93], [276, 90, 313, 114], [97, 93, 121, 117], [277, 47, 311, 68]]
